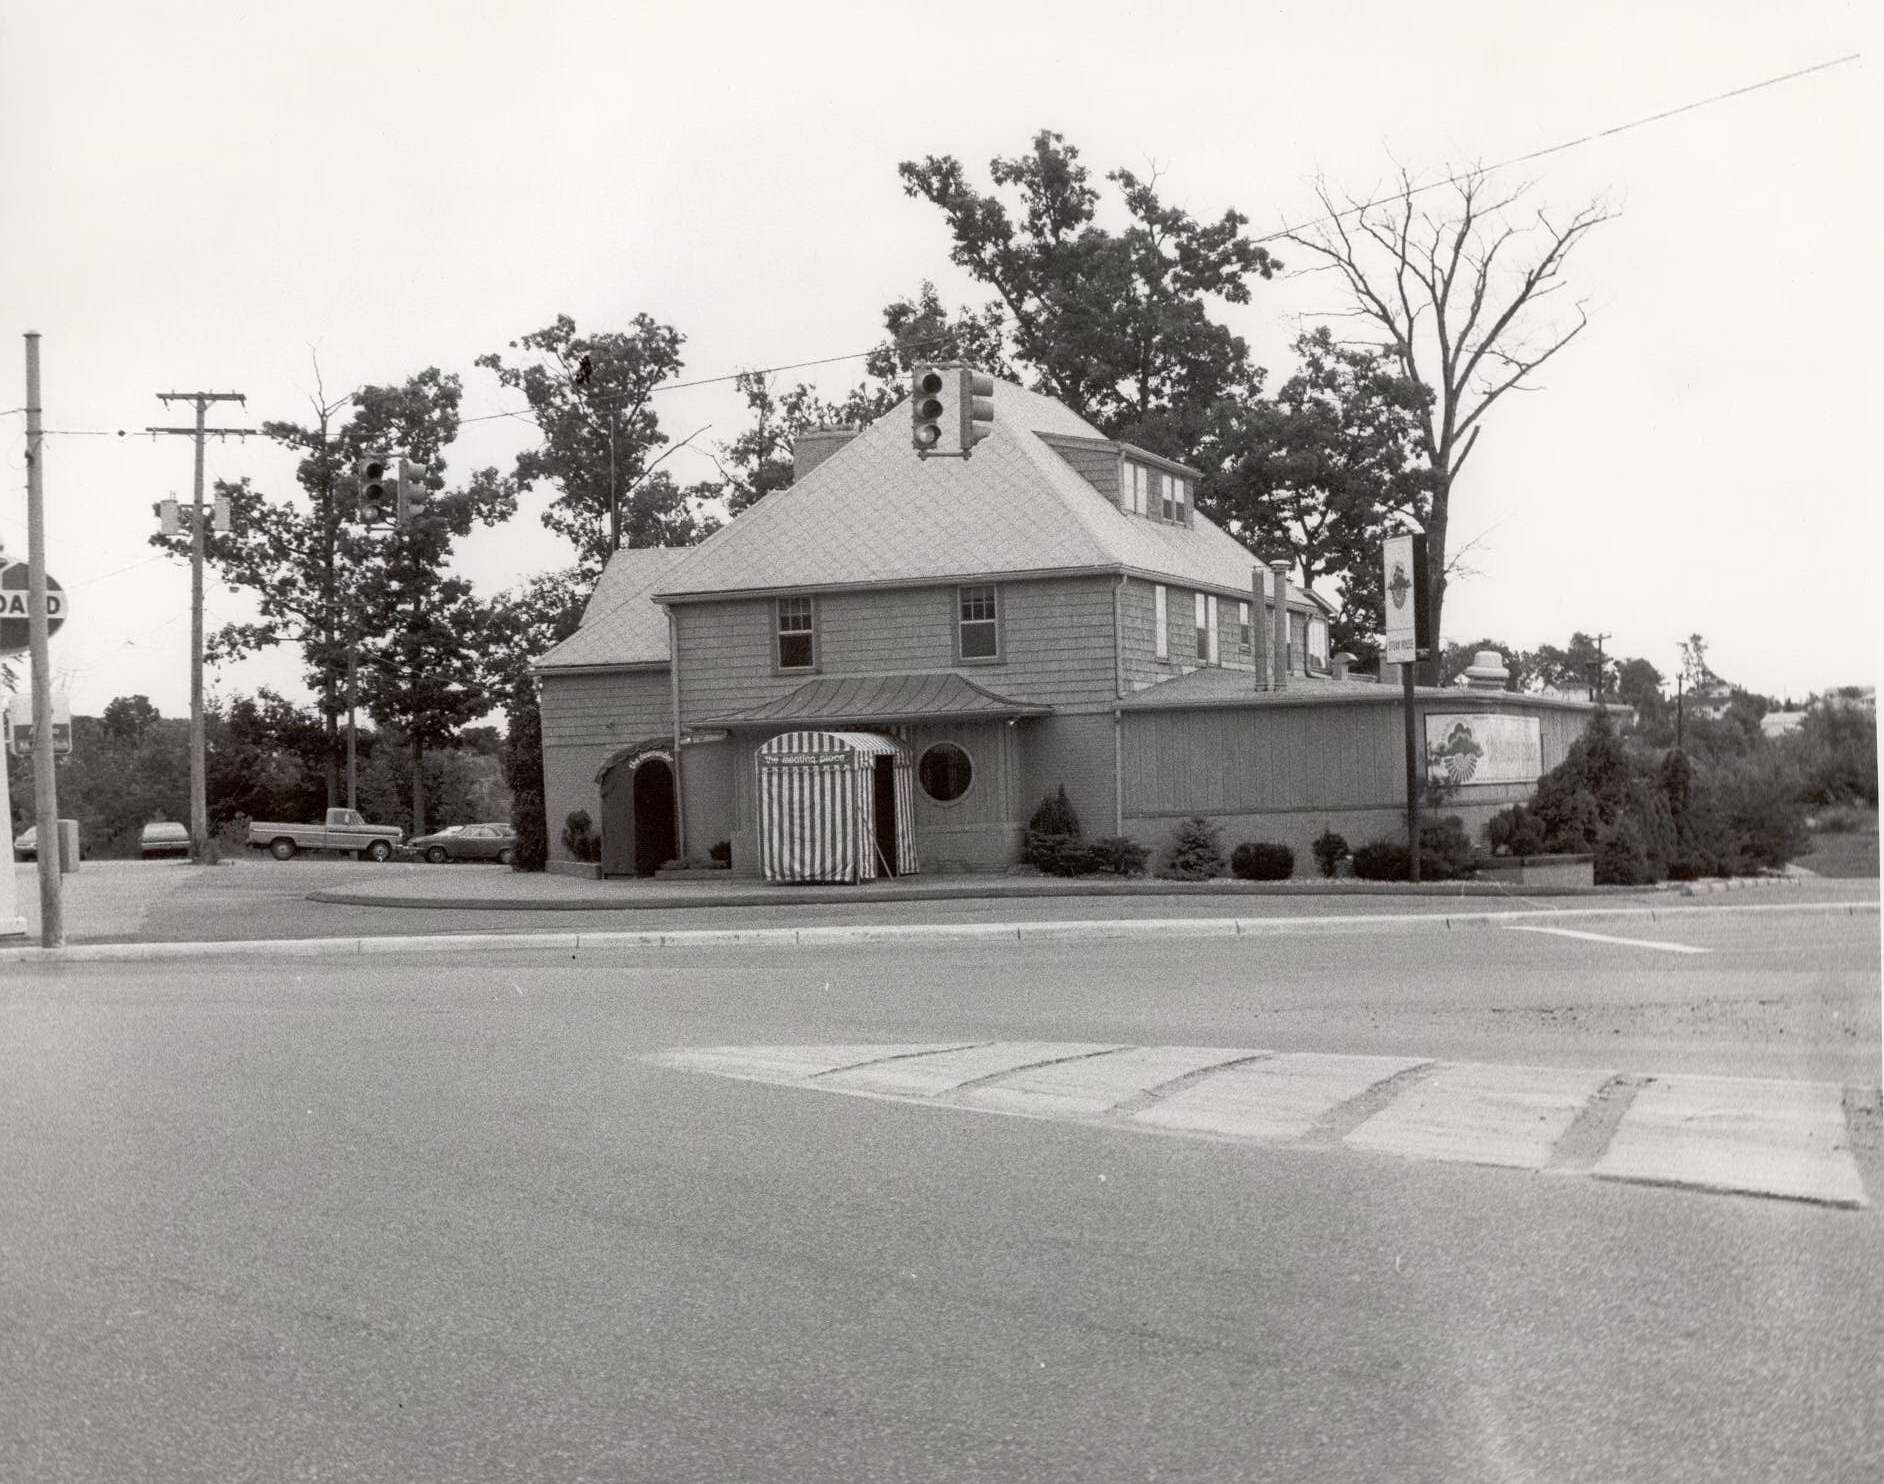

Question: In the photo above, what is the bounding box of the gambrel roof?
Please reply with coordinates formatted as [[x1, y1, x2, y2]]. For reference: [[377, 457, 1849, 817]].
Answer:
[[650, 378, 1317, 608]]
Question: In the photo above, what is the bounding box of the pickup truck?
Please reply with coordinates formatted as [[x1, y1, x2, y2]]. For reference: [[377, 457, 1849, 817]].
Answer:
[[248, 808, 403, 861]]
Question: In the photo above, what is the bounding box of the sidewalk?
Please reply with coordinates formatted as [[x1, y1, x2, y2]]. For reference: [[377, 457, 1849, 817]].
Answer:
[[5, 855, 1868, 961]]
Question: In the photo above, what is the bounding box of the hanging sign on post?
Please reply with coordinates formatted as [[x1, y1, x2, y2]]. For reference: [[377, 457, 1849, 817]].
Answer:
[[1381, 532, 1428, 664]]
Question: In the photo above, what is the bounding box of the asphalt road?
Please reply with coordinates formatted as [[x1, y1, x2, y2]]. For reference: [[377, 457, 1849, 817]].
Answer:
[[3, 906, 1879, 1481]]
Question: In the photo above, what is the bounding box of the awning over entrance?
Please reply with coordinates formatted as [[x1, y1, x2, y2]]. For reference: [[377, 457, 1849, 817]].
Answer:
[[707, 671, 1050, 728], [755, 729, 919, 883], [593, 737, 674, 784]]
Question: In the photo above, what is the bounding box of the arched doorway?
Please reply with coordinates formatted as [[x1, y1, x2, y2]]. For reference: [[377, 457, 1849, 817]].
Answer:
[[597, 744, 677, 878], [630, 757, 677, 877]]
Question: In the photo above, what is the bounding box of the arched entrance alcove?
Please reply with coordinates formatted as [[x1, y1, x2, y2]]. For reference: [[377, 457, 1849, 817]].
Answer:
[[596, 741, 678, 878]]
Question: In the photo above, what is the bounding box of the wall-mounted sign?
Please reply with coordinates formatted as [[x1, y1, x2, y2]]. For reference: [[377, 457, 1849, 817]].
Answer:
[[1425, 712, 1541, 786]]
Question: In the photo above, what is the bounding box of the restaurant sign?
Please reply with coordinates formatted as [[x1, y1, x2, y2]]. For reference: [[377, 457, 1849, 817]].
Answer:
[[1424, 713, 1542, 786]]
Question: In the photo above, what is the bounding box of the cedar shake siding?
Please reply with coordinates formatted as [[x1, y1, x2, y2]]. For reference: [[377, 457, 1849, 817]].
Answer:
[[672, 575, 1122, 725], [540, 667, 675, 864]]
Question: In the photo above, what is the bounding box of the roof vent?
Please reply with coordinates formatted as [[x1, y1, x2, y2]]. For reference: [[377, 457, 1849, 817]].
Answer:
[[793, 425, 862, 481]]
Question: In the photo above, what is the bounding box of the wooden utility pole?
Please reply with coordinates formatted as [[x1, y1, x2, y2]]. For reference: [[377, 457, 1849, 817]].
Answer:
[[23, 333, 62, 946], [149, 391, 250, 862]]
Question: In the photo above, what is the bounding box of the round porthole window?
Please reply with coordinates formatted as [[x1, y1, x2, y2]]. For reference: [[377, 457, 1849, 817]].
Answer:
[[917, 742, 973, 803]]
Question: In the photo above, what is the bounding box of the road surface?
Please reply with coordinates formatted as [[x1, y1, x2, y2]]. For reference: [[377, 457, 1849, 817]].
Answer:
[[3, 901, 1878, 1481]]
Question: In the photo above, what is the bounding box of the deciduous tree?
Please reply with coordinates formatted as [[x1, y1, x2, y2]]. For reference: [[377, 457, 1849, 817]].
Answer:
[[1283, 170, 1611, 677]]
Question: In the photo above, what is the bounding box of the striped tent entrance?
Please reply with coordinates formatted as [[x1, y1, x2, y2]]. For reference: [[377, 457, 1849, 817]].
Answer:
[[756, 730, 920, 884]]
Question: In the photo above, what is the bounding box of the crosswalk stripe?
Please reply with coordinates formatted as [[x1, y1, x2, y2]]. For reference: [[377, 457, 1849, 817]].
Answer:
[[647, 1043, 1870, 1209], [815, 1042, 1127, 1098], [1344, 1062, 1616, 1169], [950, 1046, 1264, 1118], [1501, 924, 1709, 954], [1132, 1053, 1428, 1142], [1592, 1075, 1865, 1207]]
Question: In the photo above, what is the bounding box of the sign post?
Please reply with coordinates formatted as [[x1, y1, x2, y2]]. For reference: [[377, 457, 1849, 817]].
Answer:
[[1383, 533, 1430, 883]]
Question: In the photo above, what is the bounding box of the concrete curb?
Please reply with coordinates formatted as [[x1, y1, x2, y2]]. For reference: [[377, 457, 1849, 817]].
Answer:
[[307, 878, 1653, 913], [1, 898, 1873, 965]]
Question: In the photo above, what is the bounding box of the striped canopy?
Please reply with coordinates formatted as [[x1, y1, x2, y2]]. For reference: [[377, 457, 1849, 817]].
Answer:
[[756, 730, 919, 883]]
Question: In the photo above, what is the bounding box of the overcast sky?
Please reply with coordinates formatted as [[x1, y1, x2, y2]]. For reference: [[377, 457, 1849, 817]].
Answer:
[[1, 0, 1875, 719]]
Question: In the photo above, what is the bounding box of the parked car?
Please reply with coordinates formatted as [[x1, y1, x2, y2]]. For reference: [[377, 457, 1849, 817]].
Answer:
[[410, 821, 517, 865], [247, 808, 403, 861], [141, 821, 191, 858], [13, 825, 82, 863]]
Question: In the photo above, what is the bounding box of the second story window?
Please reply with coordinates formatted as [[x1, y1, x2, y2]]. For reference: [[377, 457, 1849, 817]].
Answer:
[[1154, 584, 1168, 659], [1160, 473, 1176, 522], [1237, 600, 1251, 651], [1195, 593, 1218, 663], [777, 595, 815, 670], [958, 584, 999, 660]]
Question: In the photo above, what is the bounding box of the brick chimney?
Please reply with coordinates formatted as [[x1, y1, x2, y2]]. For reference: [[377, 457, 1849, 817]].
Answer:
[[793, 426, 861, 481]]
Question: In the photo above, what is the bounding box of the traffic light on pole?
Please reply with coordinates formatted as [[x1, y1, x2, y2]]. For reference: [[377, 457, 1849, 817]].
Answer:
[[395, 457, 428, 525], [910, 365, 959, 456], [962, 369, 994, 455], [357, 453, 393, 525]]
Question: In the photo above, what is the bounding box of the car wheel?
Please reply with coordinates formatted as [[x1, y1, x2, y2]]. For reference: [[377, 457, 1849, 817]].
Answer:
[[270, 838, 297, 861], [425, 846, 448, 865], [367, 840, 393, 863], [496, 847, 514, 867]]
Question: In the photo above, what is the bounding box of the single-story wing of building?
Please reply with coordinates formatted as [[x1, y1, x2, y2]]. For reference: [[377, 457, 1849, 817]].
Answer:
[[534, 370, 1594, 880]]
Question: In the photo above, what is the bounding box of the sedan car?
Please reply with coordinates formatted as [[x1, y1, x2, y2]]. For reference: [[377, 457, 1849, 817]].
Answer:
[[13, 826, 83, 863], [409, 822, 516, 865], [141, 821, 191, 858]]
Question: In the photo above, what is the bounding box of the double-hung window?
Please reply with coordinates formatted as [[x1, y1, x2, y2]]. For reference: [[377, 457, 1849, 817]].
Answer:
[[1195, 593, 1218, 663], [776, 595, 815, 670], [958, 584, 999, 660], [1237, 600, 1251, 651], [1160, 473, 1176, 522], [1153, 584, 1168, 659]]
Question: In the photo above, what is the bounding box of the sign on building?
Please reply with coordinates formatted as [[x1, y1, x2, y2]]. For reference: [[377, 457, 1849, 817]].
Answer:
[[1425, 713, 1542, 786]]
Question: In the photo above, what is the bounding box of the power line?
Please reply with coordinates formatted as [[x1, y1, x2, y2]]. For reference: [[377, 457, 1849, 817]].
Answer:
[[1258, 51, 1860, 245]]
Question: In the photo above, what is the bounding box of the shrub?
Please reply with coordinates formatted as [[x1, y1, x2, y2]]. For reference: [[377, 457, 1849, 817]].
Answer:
[[1230, 841, 1294, 881], [1351, 838, 1411, 881], [708, 839, 731, 866], [1311, 829, 1349, 878], [1594, 815, 1658, 886], [1419, 816, 1477, 881], [505, 702, 549, 871], [1159, 816, 1226, 880], [1811, 805, 1868, 835], [1027, 785, 1081, 838], [1022, 785, 1083, 873], [1089, 835, 1149, 877], [1711, 756, 1809, 873], [562, 808, 601, 863], [1485, 804, 1546, 858], [216, 813, 251, 854]]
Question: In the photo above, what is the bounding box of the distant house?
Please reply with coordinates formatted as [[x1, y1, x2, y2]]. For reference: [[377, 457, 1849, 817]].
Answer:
[[535, 372, 1592, 878]]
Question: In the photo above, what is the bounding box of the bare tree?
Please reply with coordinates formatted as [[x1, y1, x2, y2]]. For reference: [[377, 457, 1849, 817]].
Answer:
[[1284, 169, 1612, 677]]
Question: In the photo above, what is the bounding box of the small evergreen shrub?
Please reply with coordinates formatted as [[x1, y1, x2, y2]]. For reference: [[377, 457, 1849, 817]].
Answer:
[[709, 839, 731, 866], [562, 808, 601, 863], [1311, 829, 1349, 878], [1022, 785, 1083, 873], [1485, 804, 1546, 858], [1159, 816, 1226, 880], [1351, 839, 1412, 881], [1419, 816, 1476, 881], [1594, 815, 1658, 886], [1089, 835, 1149, 877], [1230, 841, 1295, 881]]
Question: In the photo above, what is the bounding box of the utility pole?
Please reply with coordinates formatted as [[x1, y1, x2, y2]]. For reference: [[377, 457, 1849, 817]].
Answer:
[[149, 391, 250, 863], [23, 333, 62, 946], [1592, 632, 1611, 708]]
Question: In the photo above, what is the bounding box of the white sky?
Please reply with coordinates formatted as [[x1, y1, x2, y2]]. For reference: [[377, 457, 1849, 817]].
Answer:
[[1, 0, 1876, 717]]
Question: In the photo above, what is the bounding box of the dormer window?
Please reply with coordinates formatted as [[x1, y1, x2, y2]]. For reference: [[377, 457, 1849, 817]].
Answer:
[[1124, 461, 1149, 516]]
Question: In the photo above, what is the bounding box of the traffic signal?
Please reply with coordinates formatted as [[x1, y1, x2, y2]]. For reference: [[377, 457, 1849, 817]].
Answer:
[[395, 457, 429, 525], [357, 453, 394, 525], [910, 365, 957, 456], [963, 369, 994, 455]]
